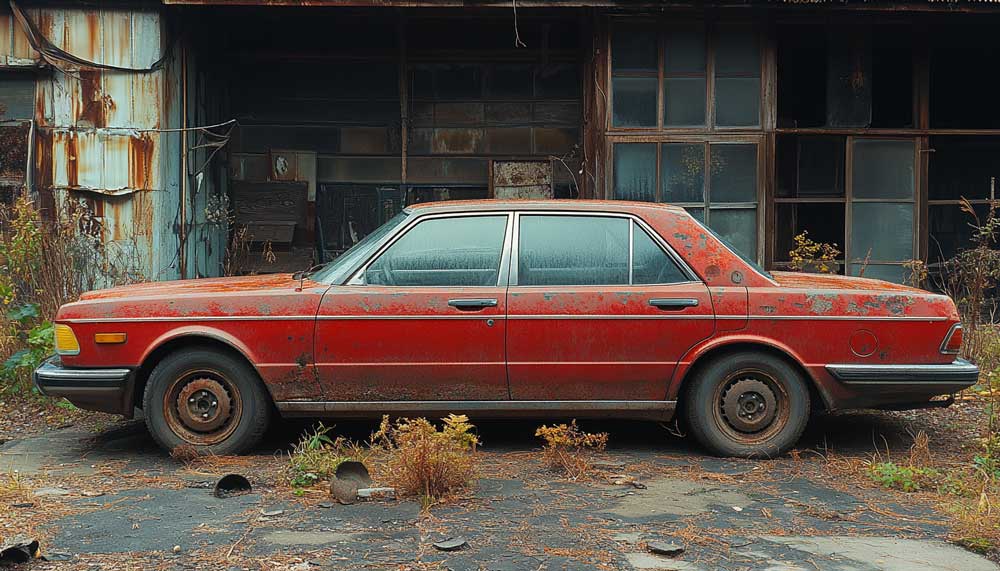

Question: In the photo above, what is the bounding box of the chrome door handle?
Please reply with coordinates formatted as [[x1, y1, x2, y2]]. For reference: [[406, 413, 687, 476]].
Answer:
[[448, 298, 498, 310], [649, 298, 699, 310]]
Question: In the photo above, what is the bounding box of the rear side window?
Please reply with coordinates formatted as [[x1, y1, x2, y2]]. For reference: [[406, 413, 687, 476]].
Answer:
[[518, 215, 629, 286], [517, 215, 690, 286], [632, 225, 689, 284], [365, 215, 508, 286]]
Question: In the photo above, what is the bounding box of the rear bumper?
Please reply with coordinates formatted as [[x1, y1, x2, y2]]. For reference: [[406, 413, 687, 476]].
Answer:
[[33, 357, 136, 416], [825, 359, 979, 409]]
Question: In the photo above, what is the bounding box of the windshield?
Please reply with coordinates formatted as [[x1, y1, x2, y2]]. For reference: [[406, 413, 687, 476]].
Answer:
[[311, 211, 410, 284], [691, 217, 773, 281]]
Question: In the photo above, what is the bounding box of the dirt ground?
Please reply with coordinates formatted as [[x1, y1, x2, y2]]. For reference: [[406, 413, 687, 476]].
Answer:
[[0, 399, 997, 571]]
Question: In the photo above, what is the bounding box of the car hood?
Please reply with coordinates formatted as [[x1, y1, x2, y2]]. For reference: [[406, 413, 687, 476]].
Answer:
[[769, 271, 926, 293], [78, 274, 308, 301]]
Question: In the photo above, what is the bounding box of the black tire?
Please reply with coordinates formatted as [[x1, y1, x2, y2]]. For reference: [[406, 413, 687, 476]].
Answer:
[[683, 351, 810, 458], [143, 348, 272, 455]]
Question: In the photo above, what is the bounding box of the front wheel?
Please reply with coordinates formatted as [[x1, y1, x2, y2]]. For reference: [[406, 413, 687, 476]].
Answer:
[[683, 351, 810, 458], [143, 348, 272, 455]]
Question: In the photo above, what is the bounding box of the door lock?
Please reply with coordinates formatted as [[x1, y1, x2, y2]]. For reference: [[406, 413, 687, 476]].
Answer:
[[486, 319, 495, 327]]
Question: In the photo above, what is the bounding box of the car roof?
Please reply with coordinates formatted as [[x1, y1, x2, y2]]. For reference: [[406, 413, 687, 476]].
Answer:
[[404, 199, 688, 216]]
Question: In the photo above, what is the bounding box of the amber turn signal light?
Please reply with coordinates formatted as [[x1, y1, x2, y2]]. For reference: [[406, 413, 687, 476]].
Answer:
[[54, 324, 81, 356], [94, 333, 127, 344]]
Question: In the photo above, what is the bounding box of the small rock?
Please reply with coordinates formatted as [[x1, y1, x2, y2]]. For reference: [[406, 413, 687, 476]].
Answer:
[[33, 487, 70, 497], [732, 506, 743, 512], [592, 460, 627, 469], [317, 502, 334, 509], [647, 541, 684, 557], [172, 545, 182, 554], [81, 491, 104, 498], [432, 537, 467, 551], [357, 487, 395, 500], [260, 509, 284, 517]]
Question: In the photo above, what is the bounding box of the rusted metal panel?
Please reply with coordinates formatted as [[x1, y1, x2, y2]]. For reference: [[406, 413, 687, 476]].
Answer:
[[491, 159, 554, 199], [0, 7, 40, 66]]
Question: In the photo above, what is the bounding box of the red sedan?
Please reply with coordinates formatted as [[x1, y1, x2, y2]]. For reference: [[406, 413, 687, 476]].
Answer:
[[34, 200, 977, 457]]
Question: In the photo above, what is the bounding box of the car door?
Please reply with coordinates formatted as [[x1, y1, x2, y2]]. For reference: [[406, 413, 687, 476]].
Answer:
[[314, 212, 513, 401], [506, 213, 714, 401]]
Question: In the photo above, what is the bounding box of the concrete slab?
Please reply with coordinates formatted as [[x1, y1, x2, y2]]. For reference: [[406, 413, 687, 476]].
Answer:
[[607, 478, 753, 519], [761, 535, 1000, 571]]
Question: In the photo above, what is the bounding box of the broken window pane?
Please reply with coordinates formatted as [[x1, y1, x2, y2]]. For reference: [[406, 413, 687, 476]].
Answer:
[[929, 203, 988, 263], [632, 223, 689, 284], [366, 215, 507, 287], [519, 215, 629, 286], [613, 77, 657, 127], [664, 78, 706, 126], [776, 135, 847, 198], [928, 136, 997, 201], [852, 139, 915, 199], [710, 144, 757, 203], [708, 208, 757, 260], [614, 143, 657, 202], [715, 77, 760, 127], [661, 144, 705, 203], [612, 26, 658, 72], [850, 202, 913, 262]]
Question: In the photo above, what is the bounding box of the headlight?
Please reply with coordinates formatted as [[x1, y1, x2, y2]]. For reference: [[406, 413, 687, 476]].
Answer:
[[54, 324, 81, 356]]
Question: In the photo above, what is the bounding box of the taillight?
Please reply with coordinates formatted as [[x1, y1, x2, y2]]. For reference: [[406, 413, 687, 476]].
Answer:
[[940, 324, 963, 354]]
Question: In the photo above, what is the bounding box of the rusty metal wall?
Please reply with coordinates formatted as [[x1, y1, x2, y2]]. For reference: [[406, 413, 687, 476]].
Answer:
[[0, 4, 191, 281]]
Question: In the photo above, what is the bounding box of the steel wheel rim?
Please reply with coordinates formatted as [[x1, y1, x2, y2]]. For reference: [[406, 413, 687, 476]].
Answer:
[[712, 368, 790, 445], [163, 368, 243, 446]]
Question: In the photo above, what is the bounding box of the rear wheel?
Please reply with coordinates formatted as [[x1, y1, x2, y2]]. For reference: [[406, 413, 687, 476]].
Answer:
[[683, 351, 810, 458], [143, 348, 271, 455]]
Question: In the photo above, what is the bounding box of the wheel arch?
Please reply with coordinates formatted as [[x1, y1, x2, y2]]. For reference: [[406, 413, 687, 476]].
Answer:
[[133, 329, 268, 410], [671, 338, 833, 413]]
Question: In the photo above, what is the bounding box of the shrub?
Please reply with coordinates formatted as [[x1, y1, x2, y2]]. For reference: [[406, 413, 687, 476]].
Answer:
[[535, 420, 608, 479], [788, 231, 840, 274], [372, 414, 479, 505], [868, 462, 940, 492]]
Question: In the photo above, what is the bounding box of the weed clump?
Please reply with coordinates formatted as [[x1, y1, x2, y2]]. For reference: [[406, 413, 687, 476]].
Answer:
[[287, 423, 369, 491], [535, 420, 608, 479]]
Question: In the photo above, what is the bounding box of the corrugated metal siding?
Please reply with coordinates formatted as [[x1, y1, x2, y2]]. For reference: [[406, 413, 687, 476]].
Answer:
[[0, 5, 184, 280]]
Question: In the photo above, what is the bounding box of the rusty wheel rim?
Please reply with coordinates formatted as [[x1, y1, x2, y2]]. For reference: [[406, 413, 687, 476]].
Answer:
[[712, 368, 790, 445], [163, 369, 242, 446]]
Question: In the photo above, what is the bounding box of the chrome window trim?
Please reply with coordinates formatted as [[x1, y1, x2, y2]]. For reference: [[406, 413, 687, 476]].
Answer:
[[346, 211, 514, 288], [939, 322, 963, 355], [510, 210, 701, 287]]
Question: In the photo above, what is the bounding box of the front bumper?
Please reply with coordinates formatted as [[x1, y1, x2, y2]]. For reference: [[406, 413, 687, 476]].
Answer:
[[33, 357, 136, 416], [825, 359, 979, 409]]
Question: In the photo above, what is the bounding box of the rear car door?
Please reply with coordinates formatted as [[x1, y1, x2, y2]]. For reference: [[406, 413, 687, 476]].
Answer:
[[315, 212, 512, 401], [506, 213, 714, 401]]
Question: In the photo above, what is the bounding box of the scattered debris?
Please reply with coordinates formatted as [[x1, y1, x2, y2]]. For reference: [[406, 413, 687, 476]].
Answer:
[[80, 491, 104, 498], [592, 460, 627, 470], [11, 503, 33, 509], [432, 537, 467, 551], [184, 481, 214, 489], [32, 487, 69, 497], [647, 541, 684, 557], [261, 509, 284, 517], [41, 551, 72, 562], [213, 474, 252, 498], [317, 502, 334, 509], [608, 474, 647, 489], [732, 506, 744, 512], [357, 487, 395, 500], [0, 537, 39, 565]]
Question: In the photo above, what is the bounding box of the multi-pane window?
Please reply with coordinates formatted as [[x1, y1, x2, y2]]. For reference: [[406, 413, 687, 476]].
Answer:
[[610, 22, 762, 129], [613, 142, 760, 259], [774, 136, 916, 281]]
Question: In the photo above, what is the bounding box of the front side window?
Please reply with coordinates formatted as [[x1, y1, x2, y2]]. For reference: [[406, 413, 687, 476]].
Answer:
[[517, 215, 690, 286], [364, 215, 508, 286]]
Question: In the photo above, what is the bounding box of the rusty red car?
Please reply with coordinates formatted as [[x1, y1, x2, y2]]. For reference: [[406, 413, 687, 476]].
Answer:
[[34, 200, 977, 457]]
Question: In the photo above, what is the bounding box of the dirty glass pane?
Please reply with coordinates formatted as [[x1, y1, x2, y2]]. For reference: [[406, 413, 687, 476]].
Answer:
[[714, 77, 760, 127], [365, 215, 507, 287], [852, 139, 915, 199], [850, 202, 913, 262], [519, 216, 629, 286], [612, 77, 657, 127], [661, 144, 705, 203], [436, 65, 483, 99], [612, 26, 657, 72], [929, 203, 988, 264], [848, 263, 907, 283], [710, 144, 757, 203], [488, 64, 534, 98], [614, 143, 657, 202], [633, 224, 689, 284], [714, 25, 760, 74], [685, 207, 705, 222], [664, 78, 706, 126], [665, 26, 706, 73], [708, 208, 757, 260], [798, 136, 846, 197]]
